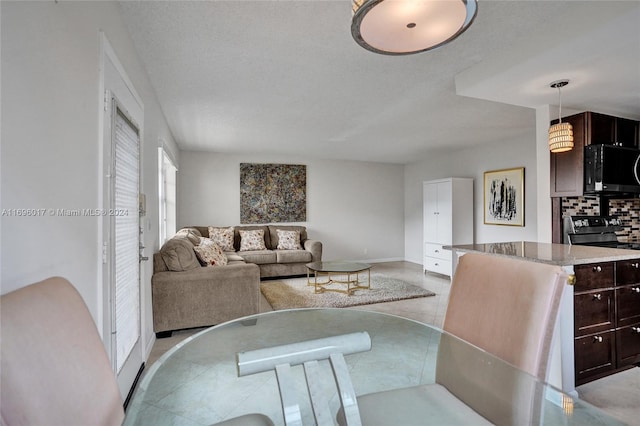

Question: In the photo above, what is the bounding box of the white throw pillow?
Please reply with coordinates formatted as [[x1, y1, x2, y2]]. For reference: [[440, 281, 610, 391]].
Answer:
[[239, 229, 267, 251], [194, 238, 228, 266], [208, 226, 235, 252], [276, 229, 302, 250]]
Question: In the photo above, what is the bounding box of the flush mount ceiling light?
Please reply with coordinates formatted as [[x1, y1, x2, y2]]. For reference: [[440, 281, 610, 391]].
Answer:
[[351, 0, 478, 55], [548, 80, 574, 153]]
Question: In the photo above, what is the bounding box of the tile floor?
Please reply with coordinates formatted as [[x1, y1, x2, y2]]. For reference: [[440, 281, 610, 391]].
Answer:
[[143, 261, 640, 425]]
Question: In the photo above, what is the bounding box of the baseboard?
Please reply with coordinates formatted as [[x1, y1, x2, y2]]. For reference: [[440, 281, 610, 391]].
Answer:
[[355, 257, 405, 264]]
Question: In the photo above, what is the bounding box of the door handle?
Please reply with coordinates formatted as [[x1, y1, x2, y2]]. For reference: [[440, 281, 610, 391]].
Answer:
[[593, 336, 603, 343], [593, 293, 602, 301]]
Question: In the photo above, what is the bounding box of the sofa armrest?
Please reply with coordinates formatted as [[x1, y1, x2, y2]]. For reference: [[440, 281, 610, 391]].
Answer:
[[304, 239, 322, 262], [151, 263, 261, 333]]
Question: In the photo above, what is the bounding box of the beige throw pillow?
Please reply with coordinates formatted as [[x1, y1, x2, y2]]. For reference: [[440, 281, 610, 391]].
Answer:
[[194, 238, 228, 266], [239, 229, 267, 251], [208, 226, 235, 251], [276, 229, 302, 250]]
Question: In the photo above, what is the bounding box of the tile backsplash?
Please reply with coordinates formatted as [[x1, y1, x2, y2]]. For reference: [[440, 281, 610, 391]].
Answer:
[[562, 196, 640, 242]]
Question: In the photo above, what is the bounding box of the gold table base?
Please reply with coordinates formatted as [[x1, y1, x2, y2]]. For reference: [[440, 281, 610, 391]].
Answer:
[[306, 268, 371, 295]]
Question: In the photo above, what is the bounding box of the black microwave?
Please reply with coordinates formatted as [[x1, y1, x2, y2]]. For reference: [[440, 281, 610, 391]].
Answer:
[[584, 144, 640, 194]]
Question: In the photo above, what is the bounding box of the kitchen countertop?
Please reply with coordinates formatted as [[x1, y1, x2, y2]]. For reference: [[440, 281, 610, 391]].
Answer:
[[445, 241, 640, 266]]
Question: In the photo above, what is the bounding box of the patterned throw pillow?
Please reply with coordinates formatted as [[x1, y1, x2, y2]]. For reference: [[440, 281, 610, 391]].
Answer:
[[208, 226, 235, 252], [194, 238, 228, 266], [276, 229, 302, 250], [239, 229, 267, 251]]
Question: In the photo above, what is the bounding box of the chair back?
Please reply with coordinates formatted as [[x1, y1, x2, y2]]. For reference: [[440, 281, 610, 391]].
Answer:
[[442, 252, 567, 380], [1, 277, 124, 426], [435, 253, 567, 424]]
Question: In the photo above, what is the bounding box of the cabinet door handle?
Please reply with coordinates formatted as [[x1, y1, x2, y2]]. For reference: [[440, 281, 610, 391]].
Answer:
[[593, 336, 603, 343], [631, 287, 640, 293], [632, 327, 640, 334], [633, 263, 640, 268], [593, 266, 602, 272], [434, 249, 440, 253], [593, 293, 602, 301]]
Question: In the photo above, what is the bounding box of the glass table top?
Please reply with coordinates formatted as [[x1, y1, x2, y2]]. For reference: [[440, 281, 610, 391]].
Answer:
[[124, 309, 622, 426], [306, 261, 372, 273]]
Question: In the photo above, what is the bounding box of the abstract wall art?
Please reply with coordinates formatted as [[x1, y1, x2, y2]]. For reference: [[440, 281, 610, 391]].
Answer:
[[484, 167, 525, 226], [240, 163, 307, 224]]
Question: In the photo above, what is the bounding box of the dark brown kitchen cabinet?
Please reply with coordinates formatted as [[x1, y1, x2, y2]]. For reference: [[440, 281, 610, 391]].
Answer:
[[550, 113, 587, 197], [574, 260, 640, 385], [550, 111, 640, 197], [575, 332, 616, 384], [589, 112, 639, 147]]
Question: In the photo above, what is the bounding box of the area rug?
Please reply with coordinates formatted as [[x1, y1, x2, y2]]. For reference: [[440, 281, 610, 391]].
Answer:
[[260, 274, 435, 310]]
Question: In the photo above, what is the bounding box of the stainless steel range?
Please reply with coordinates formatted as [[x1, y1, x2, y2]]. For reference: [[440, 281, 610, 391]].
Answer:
[[564, 215, 640, 249]]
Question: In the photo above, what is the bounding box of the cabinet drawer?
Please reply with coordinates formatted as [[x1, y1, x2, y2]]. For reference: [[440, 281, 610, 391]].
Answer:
[[574, 290, 614, 336], [575, 331, 616, 386], [616, 324, 640, 367], [617, 284, 640, 327], [424, 243, 451, 261], [424, 257, 452, 277], [574, 263, 614, 292], [616, 259, 640, 285]]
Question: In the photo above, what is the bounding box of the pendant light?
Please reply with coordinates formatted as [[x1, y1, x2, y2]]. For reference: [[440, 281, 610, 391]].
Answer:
[[351, 0, 478, 55], [548, 80, 574, 153]]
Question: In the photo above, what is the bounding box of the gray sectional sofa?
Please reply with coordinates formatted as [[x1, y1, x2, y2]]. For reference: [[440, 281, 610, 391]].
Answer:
[[151, 225, 322, 337]]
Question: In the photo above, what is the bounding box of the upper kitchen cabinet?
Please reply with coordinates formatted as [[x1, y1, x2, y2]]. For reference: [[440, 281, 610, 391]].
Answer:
[[550, 112, 640, 197], [589, 112, 639, 147], [550, 112, 587, 197]]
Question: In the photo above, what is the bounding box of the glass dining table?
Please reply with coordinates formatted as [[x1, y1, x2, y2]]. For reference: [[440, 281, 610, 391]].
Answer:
[[124, 309, 621, 425]]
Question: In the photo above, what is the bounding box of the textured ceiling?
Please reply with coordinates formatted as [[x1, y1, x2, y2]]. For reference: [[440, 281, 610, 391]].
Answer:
[[119, 1, 640, 164]]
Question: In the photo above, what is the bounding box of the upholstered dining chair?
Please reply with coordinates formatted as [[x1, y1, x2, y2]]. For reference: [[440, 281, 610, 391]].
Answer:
[[349, 253, 568, 425], [1, 277, 125, 425]]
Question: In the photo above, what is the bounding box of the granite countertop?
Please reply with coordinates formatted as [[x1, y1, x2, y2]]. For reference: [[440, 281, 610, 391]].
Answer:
[[445, 241, 640, 266]]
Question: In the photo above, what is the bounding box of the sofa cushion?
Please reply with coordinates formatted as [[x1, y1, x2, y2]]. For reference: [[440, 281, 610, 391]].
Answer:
[[208, 226, 235, 252], [194, 238, 228, 267], [160, 238, 201, 272], [268, 226, 307, 250], [225, 252, 245, 262], [175, 228, 202, 245], [239, 229, 267, 251], [237, 250, 277, 265], [276, 229, 302, 250], [275, 249, 312, 264]]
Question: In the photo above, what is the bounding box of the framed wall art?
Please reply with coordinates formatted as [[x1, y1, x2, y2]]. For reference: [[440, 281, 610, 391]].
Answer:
[[240, 163, 306, 224], [484, 167, 524, 226]]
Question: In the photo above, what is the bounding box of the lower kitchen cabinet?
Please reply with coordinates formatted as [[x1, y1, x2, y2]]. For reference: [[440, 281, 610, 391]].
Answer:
[[575, 331, 616, 384], [616, 325, 640, 367], [574, 260, 640, 386]]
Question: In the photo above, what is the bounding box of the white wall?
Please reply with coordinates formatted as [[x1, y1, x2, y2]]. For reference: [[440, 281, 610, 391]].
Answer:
[[404, 124, 540, 264], [0, 1, 178, 357], [178, 152, 405, 263]]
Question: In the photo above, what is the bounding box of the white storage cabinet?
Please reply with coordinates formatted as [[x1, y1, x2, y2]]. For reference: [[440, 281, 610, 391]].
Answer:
[[423, 178, 474, 277]]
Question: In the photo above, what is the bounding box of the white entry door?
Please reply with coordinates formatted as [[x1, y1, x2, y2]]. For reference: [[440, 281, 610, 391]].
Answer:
[[101, 36, 144, 401]]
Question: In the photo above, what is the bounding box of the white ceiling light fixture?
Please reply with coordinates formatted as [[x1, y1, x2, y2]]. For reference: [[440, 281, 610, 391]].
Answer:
[[548, 80, 574, 153], [351, 0, 478, 55]]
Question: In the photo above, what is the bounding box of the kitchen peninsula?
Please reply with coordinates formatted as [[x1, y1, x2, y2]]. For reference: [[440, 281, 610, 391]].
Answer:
[[447, 241, 640, 397]]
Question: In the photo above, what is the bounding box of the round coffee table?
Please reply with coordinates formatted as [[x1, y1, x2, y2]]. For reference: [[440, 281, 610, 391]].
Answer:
[[306, 261, 371, 295]]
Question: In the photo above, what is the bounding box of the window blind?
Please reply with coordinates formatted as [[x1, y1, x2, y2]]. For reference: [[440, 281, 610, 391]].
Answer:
[[114, 108, 140, 373]]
